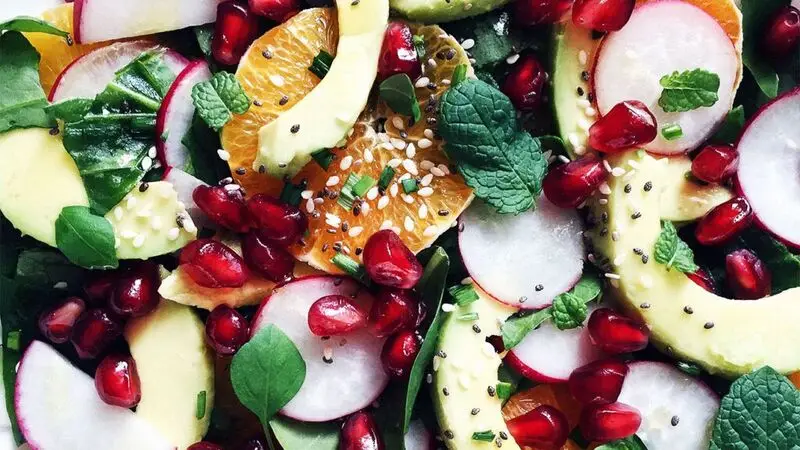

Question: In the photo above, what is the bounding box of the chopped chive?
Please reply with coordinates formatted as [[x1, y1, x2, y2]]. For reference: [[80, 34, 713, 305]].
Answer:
[[495, 382, 513, 400], [279, 181, 304, 207], [412, 35, 426, 60], [449, 284, 479, 306], [676, 361, 703, 377], [311, 148, 334, 170], [309, 50, 334, 79], [457, 312, 479, 321], [337, 173, 361, 209], [195, 391, 207, 419], [160, 130, 169, 142], [401, 178, 419, 194], [472, 431, 496, 442], [451, 64, 468, 86], [378, 166, 395, 190], [662, 123, 683, 140], [352, 175, 376, 197], [331, 253, 366, 280], [6, 330, 20, 351]]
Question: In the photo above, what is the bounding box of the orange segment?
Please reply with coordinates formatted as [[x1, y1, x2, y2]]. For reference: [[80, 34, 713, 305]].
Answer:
[[790, 372, 800, 390], [502, 384, 583, 431]]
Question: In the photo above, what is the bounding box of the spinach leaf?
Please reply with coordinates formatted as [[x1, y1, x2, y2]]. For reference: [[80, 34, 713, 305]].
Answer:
[[94, 51, 174, 112], [181, 113, 231, 184], [379, 74, 421, 123], [741, 229, 800, 293], [0, 16, 68, 37], [194, 25, 214, 58], [710, 105, 745, 144], [0, 31, 54, 133], [270, 416, 339, 450], [54, 206, 118, 269], [15, 248, 86, 296], [595, 435, 647, 450], [741, 0, 788, 98], [46, 98, 94, 123]]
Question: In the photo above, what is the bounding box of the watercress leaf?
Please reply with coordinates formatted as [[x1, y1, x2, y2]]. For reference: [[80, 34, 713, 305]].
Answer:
[[595, 435, 647, 450], [653, 221, 698, 273], [0, 31, 54, 133], [230, 324, 306, 427], [54, 206, 118, 270], [710, 366, 800, 450], [658, 69, 720, 113], [570, 271, 603, 301], [551, 292, 588, 330], [379, 74, 421, 123], [194, 25, 214, 58], [181, 113, 231, 184], [741, 229, 800, 293], [741, 0, 786, 98], [501, 308, 551, 349], [0, 16, 69, 37], [14, 248, 85, 296], [444, 11, 543, 69], [45, 98, 95, 123], [270, 416, 339, 450], [710, 105, 745, 144], [192, 72, 250, 131]]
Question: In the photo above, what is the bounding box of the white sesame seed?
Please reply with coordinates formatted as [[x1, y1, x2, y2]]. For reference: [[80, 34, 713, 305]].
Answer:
[[418, 204, 428, 219], [314, 198, 324, 204], [441, 79, 451, 86], [392, 116, 405, 130], [378, 196, 390, 209], [390, 183, 399, 197], [438, 164, 451, 175], [414, 77, 431, 89], [612, 230, 620, 241], [348, 226, 364, 237], [133, 234, 145, 248], [381, 142, 395, 151], [585, 107, 597, 117], [120, 230, 137, 239], [366, 186, 379, 200], [506, 54, 520, 64], [611, 167, 627, 177], [602, 160, 613, 172], [53, 281, 68, 289], [325, 213, 341, 226], [217, 149, 231, 161], [402, 194, 415, 204], [605, 273, 621, 280], [136, 208, 152, 218], [339, 155, 353, 170], [578, 118, 592, 132], [423, 225, 438, 237], [627, 159, 640, 169], [430, 167, 445, 177], [406, 143, 417, 158], [599, 182, 612, 195], [326, 175, 340, 187], [147, 146, 157, 159], [441, 303, 455, 312], [114, 207, 123, 220], [388, 158, 402, 168], [427, 58, 437, 68], [399, 173, 412, 181], [364, 148, 374, 163], [577, 98, 591, 109], [391, 138, 406, 150], [432, 355, 441, 372], [404, 216, 415, 231], [380, 220, 393, 230], [361, 203, 370, 216], [402, 159, 418, 175], [126, 196, 137, 210], [568, 132, 580, 148], [306, 198, 315, 213], [183, 219, 197, 234], [418, 187, 434, 197], [424, 129, 434, 139], [418, 138, 433, 149], [420, 160, 435, 171], [269, 74, 285, 87], [150, 216, 162, 230], [141, 157, 153, 171], [167, 228, 180, 241], [459, 374, 471, 389], [574, 145, 587, 156], [558, 155, 571, 164], [461, 38, 476, 50], [578, 50, 588, 66], [420, 173, 434, 186], [614, 254, 627, 266], [599, 198, 609, 205], [223, 183, 241, 192], [301, 190, 314, 199]]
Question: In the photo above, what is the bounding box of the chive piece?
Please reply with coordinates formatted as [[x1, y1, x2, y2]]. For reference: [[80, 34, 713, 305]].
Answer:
[[195, 391, 207, 419], [401, 178, 419, 194], [449, 284, 479, 306], [378, 166, 395, 190], [451, 64, 468, 86], [472, 431, 496, 442], [160, 130, 169, 142], [311, 148, 334, 170], [457, 312, 479, 321], [412, 35, 426, 60], [309, 50, 334, 79], [337, 173, 361, 209], [495, 382, 513, 400], [662, 123, 683, 140], [6, 330, 20, 351], [279, 181, 304, 207], [331, 253, 366, 280], [676, 361, 703, 377], [352, 175, 376, 197]]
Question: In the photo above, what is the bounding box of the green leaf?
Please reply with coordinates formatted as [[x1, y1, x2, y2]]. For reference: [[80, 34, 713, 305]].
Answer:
[[379, 74, 421, 123], [741, 229, 800, 293], [710, 366, 800, 450], [46, 98, 94, 123], [230, 324, 306, 428], [14, 248, 86, 296], [181, 113, 231, 184], [309, 50, 334, 79], [710, 105, 746, 144], [595, 435, 647, 450], [194, 25, 214, 58], [192, 71, 251, 131], [658, 69, 720, 113], [653, 221, 698, 273], [54, 206, 119, 270], [550, 293, 588, 330], [412, 34, 426, 61], [0, 16, 69, 37], [270, 416, 339, 450], [741, 0, 787, 98], [438, 79, 548, 214], [0, 32, 55, 133], [94, 51, 172, 113], [451, 64, 468, 86], [444, 11, 543, 69]]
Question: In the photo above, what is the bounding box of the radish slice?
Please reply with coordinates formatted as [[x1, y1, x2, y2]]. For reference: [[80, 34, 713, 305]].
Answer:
[[593, 0, 739, 154], [251, 276, 388, 422], [617, 361, 720, 450], [15, 341, 174, 450], [50, 42, 189, 102], [459, 198, 584, 310], [505, 303, 605, 383], [156, 61, 212, 170], [0, 0, 61, 22], [404, 420, 433, 450], [736, 87, 800, 248], [163, 167, 211, 228], [74, 0, 223, 44]]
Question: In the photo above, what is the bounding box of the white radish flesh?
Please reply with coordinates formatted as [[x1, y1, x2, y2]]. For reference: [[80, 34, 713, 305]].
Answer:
[[404, 420, 433, 450], [163, 167, 211, 229], [0, 0, 61, 22]]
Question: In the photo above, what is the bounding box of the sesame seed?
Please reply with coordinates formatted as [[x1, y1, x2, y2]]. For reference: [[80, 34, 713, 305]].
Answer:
[[366, 186, 379, 200], [602, 159, 613, 172], [684, 306, 694, 314], [704, 322, 715, 329], [585, 106, 597, 117], [423, 225, 438, 237], [167, 228, 180, 241], [378, 196, 390, 210], [133, 234, 145, 248], [404, 216, 415, 231], [390, 183, 399, 197], [380, 220, 393, 230], [388, 158, 402, 168], [611, 167, 627, 177], [126, 196, 138, 210], [339, 155, 353, 170], [364, 148, 374, 163], [506, 53, 520, 64], [114, 207, 124, 220], [391, 138, 406, 149], [402, 194, 415, 204], [577, 98, 592, 108], [290, 124, 300, 133], [418, 204, 428, 219], [406, 143, 417, 158], [671, 415, 680, 426], [644, 181, 653, 191], [217, 149, 231, 161], [348, 226, 364, 237], [430, 167, 445, 177], [360, 203, 370, 216], [53, 281, 68, 289], [438, 164, 450, 175], [424, 129, 434, 139], [441, 303, 455, 312], [270, 75, 285, 87], [599, 182, 612, 195], [147, 146, 157, 159], [420, 174, 434, 186], [470, 408, 480, 415], [605, 273, 621, 280], [326, 175, 340, 187], [381, 142, 394, 151], [151, 216, 162, 230], [402, 159, 418, 175], [418, 187, 434, 197], [558, 155, 571, 164], [420, 160, 435, 170], [578, 50, 588, 65], [392, 116, 405, 130], [414, 77, 431, 89], [441, 79, 451, 85], [416, 137, 434, 149], [141, 157, 153, 171]]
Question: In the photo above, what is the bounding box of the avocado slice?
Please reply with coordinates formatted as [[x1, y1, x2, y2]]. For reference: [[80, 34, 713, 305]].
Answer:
[[433, 287, 521, 449], [390, 0, 511, 24], [0, 128, 89, 246], [656, 156, 732, 222], [590, 151, 800, 378], [125, 299, 215, 448]]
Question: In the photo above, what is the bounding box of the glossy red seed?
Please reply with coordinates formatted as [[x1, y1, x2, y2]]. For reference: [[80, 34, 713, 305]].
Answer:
[[247, 194, 308, 246], [83, 271, 119, 305], [212, 1, 261, 66], [568, 359, 629, 404], [726, 249, 772, 300], [580, 401, 641, 443], [381, 330, 422, 379], [362, 230, 423, 289], [763, 6, 800, 60], [502, 53, 548, 112], [512, 0, 573, 26], [193, 185, 251, 233], [180, 239, 249, 288], [71, 308, 123, 359], [308, 295, 369, 336], [687, 268, 717, 293], [340, 411, 385, 450], [368, 288, 420, 338], [572, 0, 635, 31], [241, 231, 294, 282], [39, 297, 86, 344], [695, 197, 753, 246], [378, 22, 420, 81], [187, 442, 224, 450], [249, 0, 300, 22], [206, 305, 250, 355], [506, 405, 570, 450], [589, 101, 657, 153], [109, 262, 160, 317], [542, 156, 607, 208], [587, 308, 649, 354], [95, 354, 141, 408], [691, 144, 739, 184]]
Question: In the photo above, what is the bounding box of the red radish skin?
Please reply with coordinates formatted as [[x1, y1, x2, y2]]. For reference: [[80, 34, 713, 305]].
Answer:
[[94, 354, 141, 408], [247, 194, 308, 246], [543, 156, 607, 208], [39, 297, 86, 344], [362, 230, 423, 289], [502, 53, 548, 111], [725, 249, 772, 299], [380, 330, 421, 379], [568, 359, 629, 404], [180, 239, 249, 288], [588, 101, 657, 153], [241, 231, 295, 282], [206, 305, 250, 355], [193, 185, 252, 233], [572, 0, 635, 31], [368, 288, 420, 338], [691, 144, 739, 184], [579, 401, 641, 443], [378, 22, 420, 81], [763, 6, 800, 60], [71, 308, 123, 360], [512, 0, 572, 26], [506, 405, 570, 450], [308, 295, 369, 337], [109, 262, 160, 318], [694, 197, 753, 246], [340, 411, 385, 450], [587, 308, 649, 354]]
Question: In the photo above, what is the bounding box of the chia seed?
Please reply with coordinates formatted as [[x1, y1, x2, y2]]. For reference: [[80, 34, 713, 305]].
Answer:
[[472, 324, 481, 334], [262, 49, 273, 59], [236, 167, 247, 175], [290, 124, 300, 133], [644, 181, 653, 192], [631, 211, 642, 220], [535, 284, 544, 292], [444, 430, 454, 440], [633, 248, 643, 255], [581, 71, 590, 82], [577, 86, 585, 96], [322, 356, 333, 364], [624, 184, 632, 193], [704, 321, 715, 329], [487, 386, 496, 397], [641, 254, 649, 264], [640, 303, 651, 309], [443, 387, 450, 396], [671, 415, 680, 426], [470, 408, 480, 415], [253, 99, 262, 107], [279, 95, 289, 105], [684, 306, 694, 314]]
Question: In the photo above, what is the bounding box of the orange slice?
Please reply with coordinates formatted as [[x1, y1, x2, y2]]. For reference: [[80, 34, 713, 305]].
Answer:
[[790, 372, 800, 390]]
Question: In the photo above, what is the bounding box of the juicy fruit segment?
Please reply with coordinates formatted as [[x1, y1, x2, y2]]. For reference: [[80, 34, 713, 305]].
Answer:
[[70, 308, 123, 359], [206, 305, 250, 355], [725, 249, 772, 299], [502, 53, 548, 112], [247, 195, 308, 246], [763, 6, 800, 60], [250, 0, 302, 22], [363, 230, 424, 289], [568, 359, 628, 404], [212, 1, 261, 66], [579, 401, 641, 443], [368, 288, 420, 338], [340, 411, 384, 450], [542, 157, 606, 209], [512, 0, 572, 26], [587, 308, 650, 354], [587, 101, 656, 153], [110, 262, 161, 317], [39, 297, 86, 344], [572, 0, 635, 31], [502, 384, 582, 431], [378, 22, 421, 81], [94, 354, 141, 408], [691, 144, 738, 184], [193, 185, 251, 233], [380, 330, 421, 379], [307, 294, 369, 336], [694, 196, 753, 246], [180, 239, 249, 288], [506, 405, 569, 450], [241, 231, 295, 282]]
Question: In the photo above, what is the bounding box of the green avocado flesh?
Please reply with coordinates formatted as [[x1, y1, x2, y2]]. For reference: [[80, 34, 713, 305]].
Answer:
[[590, 151, 800, 378], [390, 0, 510, 23]]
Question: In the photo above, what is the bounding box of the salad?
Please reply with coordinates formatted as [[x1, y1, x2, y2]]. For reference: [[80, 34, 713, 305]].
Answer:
[[0, 0, 798, 449]]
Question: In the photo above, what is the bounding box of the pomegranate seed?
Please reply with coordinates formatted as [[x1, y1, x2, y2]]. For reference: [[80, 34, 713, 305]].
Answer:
[[695, 197, 753, 246], [512, 0, 573, 26], [543, 156, 607, 208], [580, 401, 641, 443], [308, 295, 368, 336], [188, 443, 224, 450], [572, 0, 635, 31], [38, 297, 86, 344], [95, 354, 141, 408], [193, 185, 251, 233], [247, 194, 308, 246], [206, 305, 250, 355], [362, 230, 423, 289], [687, 268, 718, 293], [588, 308, 649, 354], [109, 262, 160, 317], [241, 231, 294, 282], [502, 53, 548, 112], [249, 0, 300, 22], [368, 288, 420, 338], [763, 6, 800, 60], [378, 22, 420, 81], [506, 405, 570, 450], [212, 1, 261, 66], [381, 330, 422, 379], [726, 249, 772, 299], [568, 359, 629, 404], [71, 308, 123, 359], [691, 144, 739, 184], [340, 411, 385, 450], [589, 101, 657, 153], [83, 271, 119, 305], [180, 239, 249, 288]]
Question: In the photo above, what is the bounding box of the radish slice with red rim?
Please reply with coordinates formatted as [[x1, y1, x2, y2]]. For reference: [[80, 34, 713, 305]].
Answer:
[[163, 167, 213, 229]]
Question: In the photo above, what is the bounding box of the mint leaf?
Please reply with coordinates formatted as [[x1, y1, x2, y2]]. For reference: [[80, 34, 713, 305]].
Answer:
[[230, 324, 305, 428], [270, 416, 339, 450], [439, 79, 547, 214], [741, 229, 800, 293], [710, 105, 745, 144], [653, 221, 698, 273], [710, 366, 800, 450], [379, 74, 421, 123], [741, 0, 785, 98], [550, 292, 588, 330], [54, 206, 118, 269], [192, 71, 250, 131], [0, 16, 69, 37], [658, 69, 720, 112], [595, 435, 647, 450], [0, 32, 54, 133]]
